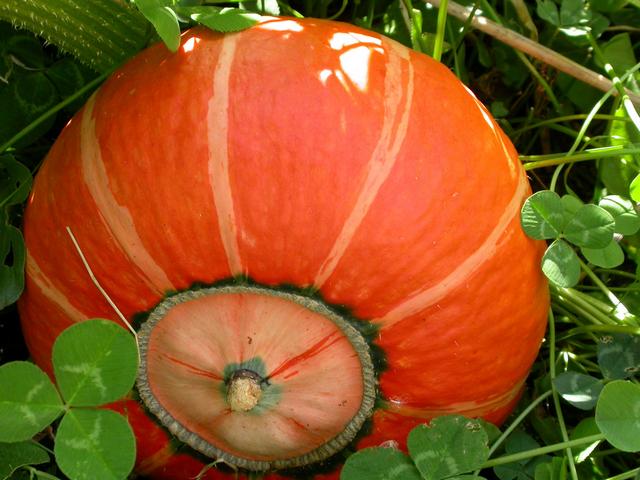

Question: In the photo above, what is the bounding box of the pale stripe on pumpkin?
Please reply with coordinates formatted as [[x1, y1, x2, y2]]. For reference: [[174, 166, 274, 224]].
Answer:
[[207, 33, 244, 277], [383, 378, 524, 419], [80, 97, 173, 294], [377, 173, 529, 329], [314, 41, 415, 287], [26, 253, 86, 322], [136, 443, 176, 477]]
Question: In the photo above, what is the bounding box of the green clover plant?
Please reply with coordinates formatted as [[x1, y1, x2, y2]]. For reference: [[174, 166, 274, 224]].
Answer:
[[520, 191, 640, 287], [341, 380, 640, 480], [0, 319, 138, 480]]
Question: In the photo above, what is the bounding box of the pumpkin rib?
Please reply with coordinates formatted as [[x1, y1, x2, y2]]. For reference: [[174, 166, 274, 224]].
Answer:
[[22, 112, 166, 326], [19, 275, 77, 371], [80, 96, 174, 294], [90, 33, 233, 290], [314, 39, 414, 288], [375, 172, 529, 328], [313, 48, 524, 318], [376, 225, 549, 406], [26, 254, 86, 323], [207, 32, 244, 277], [224, 24, 391, 288]]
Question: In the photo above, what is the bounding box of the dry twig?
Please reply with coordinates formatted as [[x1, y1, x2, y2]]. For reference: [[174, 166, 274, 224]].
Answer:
[[424, 0, 640, 107]]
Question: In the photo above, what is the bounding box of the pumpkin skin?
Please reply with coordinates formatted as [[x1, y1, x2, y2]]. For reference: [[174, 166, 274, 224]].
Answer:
[[18, 16, 549, 480]]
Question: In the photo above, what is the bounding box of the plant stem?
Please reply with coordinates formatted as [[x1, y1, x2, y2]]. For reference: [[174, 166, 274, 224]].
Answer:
[[472, 390, 553, 476], [447, 22, 463, 78], [551, 286, 618, 326], [481, 434, 606, 468], [432, 0, 449, 61], [578, 259, 638, 326], [23, 466, 61, 480], [521, 145, 640, 170], [0, 0, 148, 73], [562, 62, 640, 161], [477, 0, 560, 110], [277, 2, 305, 17], [449, 0, 480, 54], [327, 0, 348, 20], [512, 114, 630, 135], [561, 324, 640, 340], [548, 309, 580, 480], [422, 0, 640, 106], [400, 0, 428, 54], [587, 33, 640, 134], [606, 467, 640, 480]]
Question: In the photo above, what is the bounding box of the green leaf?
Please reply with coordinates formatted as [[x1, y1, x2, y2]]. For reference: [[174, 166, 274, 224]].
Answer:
[[192, 9, 260, 33], [570, 418, 602, 463], [599, 33, 637, 76], [172, 5, 220, 19], [54, 409, 136, 480], [541, 240, 580, 288], [45, 59, 90, 113], [135, 0, 181, 52], [494, 431, 551, 480], [52, 320, 138, 407], [45, 59, 85, 97], [520, 191, 565, 240], [630, 173, 640, 203], [341, 447, 422, 480], [553, 371, 603, 410], [0, 362, 63, 442], [478, 419, 502, 444], [591, 0, 628, 12], [536, 0, 560, 25], [13, 72, 57, 117], [564, 204, 615, 248], [595, 380, 640, 452], [601, 159, 636, 198], [0, 155, 32, 207], [0, 216, 25, 309], [493, 44, 528, 89], [599, 195, 640, 236], [6, 35, 44, 69], [597, 333, 640, 380], [407, 415, 489, 479], [0, 72, 57, 147], [0, 441, 49, 479], [561, 194, 583, 225], [559, 0, 590, 26], [533, 457, 565, 480], [490, 101, 509, 118], [240, 0, 280, 15], [581, 241, 624, 269], [610, 102, 640, 197]]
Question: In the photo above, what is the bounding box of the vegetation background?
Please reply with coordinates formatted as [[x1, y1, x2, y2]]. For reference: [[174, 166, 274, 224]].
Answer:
[[0, 0, 639, 479]]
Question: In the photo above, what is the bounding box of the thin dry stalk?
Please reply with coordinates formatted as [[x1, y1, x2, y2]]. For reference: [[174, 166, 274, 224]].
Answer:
[[425, 0, 640, 107], [66, 226, 140, 354]]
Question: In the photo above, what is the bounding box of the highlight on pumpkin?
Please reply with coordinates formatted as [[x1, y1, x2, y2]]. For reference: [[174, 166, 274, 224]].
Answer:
[[17, 16, 549, 479]]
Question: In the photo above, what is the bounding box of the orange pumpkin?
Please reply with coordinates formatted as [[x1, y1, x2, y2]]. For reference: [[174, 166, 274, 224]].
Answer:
[[19, 17, 549, 479]]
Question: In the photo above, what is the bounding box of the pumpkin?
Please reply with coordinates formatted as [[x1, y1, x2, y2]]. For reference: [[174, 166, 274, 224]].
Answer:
[[19, 16, 549, 479]]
